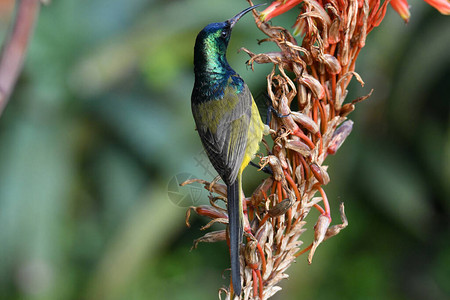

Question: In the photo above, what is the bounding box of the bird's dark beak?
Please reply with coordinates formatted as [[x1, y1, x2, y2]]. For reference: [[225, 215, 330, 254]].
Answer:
[[228, 3, 266, 28]]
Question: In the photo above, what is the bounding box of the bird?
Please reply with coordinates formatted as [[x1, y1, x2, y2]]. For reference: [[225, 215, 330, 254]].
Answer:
[[191, 4, 266, 296]]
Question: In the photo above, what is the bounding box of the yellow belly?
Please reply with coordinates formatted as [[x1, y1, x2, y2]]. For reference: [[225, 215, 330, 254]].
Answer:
[[240, 98, 264, 173]]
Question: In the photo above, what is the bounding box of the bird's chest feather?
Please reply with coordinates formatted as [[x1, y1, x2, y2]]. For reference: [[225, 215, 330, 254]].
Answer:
[[192, 78, 246, 134]]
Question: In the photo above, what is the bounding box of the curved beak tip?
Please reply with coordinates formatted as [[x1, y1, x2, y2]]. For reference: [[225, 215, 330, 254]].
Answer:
[[228, 3, 266, 28]]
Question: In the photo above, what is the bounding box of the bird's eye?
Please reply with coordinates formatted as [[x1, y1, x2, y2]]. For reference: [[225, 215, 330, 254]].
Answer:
[[221, 30, 229, 38]]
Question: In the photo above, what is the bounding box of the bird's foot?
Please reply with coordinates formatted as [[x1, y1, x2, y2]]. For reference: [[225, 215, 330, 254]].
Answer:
[[249, 161, 273, 175]]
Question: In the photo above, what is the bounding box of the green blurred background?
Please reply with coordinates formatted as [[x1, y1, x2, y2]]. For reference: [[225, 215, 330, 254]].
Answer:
[[0, 0, 448, 299]]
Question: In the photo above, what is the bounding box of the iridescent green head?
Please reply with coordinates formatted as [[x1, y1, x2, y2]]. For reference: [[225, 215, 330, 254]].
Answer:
[[193, 4, 264, 74]]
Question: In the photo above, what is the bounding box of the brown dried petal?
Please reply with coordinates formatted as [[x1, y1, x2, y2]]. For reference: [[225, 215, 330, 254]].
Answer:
[[297, 83, 308, 109], [340, 103, 355, 117], [282, 40, 312, 65], [285, 139, 311, 156], [310, 46, 320, 60], [359, 0, 369, 47], [200, 218, 229, 230], [265, 273, 289, 289], [322, 54, 342, 74], [308, 214, 331, 264], [192, 230, 226, 250], [263, 243, 273, 281], [303, 0, 332, 25], [263, 286, 283, 299], [273, 144, 288, 170], [262, 155, 284, 182], [335, 85, 348, 110], [287, 221, 307, 242], [251, 177, 274, 206], [255, 221, 270, 245], [299, 74, 325, 100], [248, 51, 284, 67], [279, 97, 301, 134], [325, 202, 348, 240], [295, 164, 304, 183], [336, 71, 365, 98], [244, 240, 259, 266], [290, 111, 320, 134], [328, 18, 341, 44], [180, 178, 227, 197]]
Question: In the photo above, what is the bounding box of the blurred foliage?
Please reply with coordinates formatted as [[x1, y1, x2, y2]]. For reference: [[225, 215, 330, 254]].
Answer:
[[0, 0, 448, 299]]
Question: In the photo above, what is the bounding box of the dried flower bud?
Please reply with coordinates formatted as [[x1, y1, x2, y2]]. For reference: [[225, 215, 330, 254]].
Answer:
[[268, 198, 293, 217], [340, 42, 349, 67], [262, 155, 284, 182], [340, 103, 355, 117], [297, 83, 308, 109], [359, 1, 369, 47], [328, 120, 354, 155], [196, 205, 228, 219], [241, 48, 285, 68], [335, 85, 348, 110], [290, 111, 320, 134], [322, 54, 341, 74], [299, 74, 325, 100], [309, 163, 330, 185], [310, 46, 320, 60], [304, 0, 332, 25], [251, 177, 274, 206], [292, 60, 305, 77], [311, 46, 325, 73], [295, 164, 304, 183], [308, 214, 331, 264], [186, 205, 228, 227], [273, 144, 287, 169], [324, 3, 339, 20], [255, 221, 270, 245], [210, 182, 227, 197], [244, 240, 259, 267], [285, 139, 311, 156], [328, 18, 341, 44], [279, 96, 301, 134]]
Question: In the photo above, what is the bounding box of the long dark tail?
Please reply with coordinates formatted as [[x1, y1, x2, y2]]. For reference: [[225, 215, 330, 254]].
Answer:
[[227, 178, 242, 295]]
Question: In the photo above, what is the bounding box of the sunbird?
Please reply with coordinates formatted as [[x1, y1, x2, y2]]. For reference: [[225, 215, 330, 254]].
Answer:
[[191, 4, 265, 296]]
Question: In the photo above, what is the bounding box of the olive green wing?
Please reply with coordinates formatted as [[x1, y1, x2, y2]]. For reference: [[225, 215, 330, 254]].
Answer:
[[192, 85, 252, 185]]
